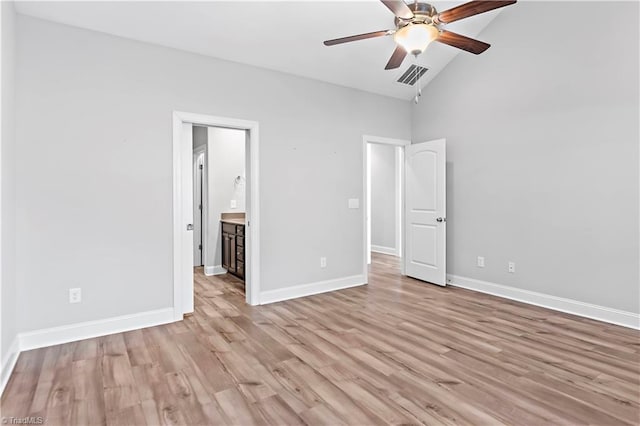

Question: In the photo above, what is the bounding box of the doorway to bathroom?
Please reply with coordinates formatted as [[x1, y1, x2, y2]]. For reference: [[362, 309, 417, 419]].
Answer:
[[173, 111, 260, 320]]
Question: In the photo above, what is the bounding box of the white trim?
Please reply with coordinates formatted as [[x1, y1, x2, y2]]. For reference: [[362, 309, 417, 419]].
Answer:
[[362, 135, 411, 147], [193, 144, 206, 156], [364, 140, 369, 277], [204, 265, 227, 276], [260, 275, 366, 305], [366, 142, 371, 265], [362, 135, 410, 283], [247, 122, 261, 306], [0, 336, 20, 397], [371, 245, 398, 256], [399, 146, 406, 276], [172, 113, 185, 320], [394, 146, 403, 259], [19, 308, 175, 351], [173, 111, 260, 309], [447, 274, 640, 330]]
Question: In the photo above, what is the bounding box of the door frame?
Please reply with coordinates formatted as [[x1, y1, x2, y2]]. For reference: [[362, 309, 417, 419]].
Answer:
[[362, 135, 410, 283], [193, 145, 207, 267], [173, 111, 260, 320]]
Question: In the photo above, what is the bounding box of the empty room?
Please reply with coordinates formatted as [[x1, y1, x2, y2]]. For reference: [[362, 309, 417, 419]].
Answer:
[[0, 0, 638, 425]]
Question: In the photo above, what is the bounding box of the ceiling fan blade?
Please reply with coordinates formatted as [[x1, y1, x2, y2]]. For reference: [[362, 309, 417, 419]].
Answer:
[[435, 30, 490, 54], [437, 1, 516, 24], [380, 0, 414, 20], [385, 46, 407, 70], [323, 30, 391, 46]]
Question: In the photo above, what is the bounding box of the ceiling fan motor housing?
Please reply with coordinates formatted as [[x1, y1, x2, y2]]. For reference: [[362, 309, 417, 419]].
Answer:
[[395, 2, 439, 28]]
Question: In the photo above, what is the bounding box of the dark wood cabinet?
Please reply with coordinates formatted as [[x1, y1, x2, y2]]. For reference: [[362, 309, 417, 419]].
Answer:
[[222, 222, 245, 281]]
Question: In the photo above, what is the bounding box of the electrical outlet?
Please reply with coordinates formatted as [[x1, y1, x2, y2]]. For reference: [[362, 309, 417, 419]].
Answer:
[[320, 257, 327, 268], [230, 199, 237, 209], [477, 256, 485, 268], [508, 262, 515, 273], [69, 288, 82, 304]]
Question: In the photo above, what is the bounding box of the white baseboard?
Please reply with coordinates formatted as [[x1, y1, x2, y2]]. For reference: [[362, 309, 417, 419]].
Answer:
[[19, 307, 176, 351], [447, 274, 640, 330], [371, 245, 398, 256], [260, 275, 366, 305], [0, 336, 20, 397], [1, 308, 178, 397], [204, 265, 227, 276]]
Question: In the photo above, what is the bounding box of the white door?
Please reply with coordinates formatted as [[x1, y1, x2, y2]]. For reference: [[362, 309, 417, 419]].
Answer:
[[193, 152, 204, 266], [404, 139, 446, 285], [181, 122, 195, 313]]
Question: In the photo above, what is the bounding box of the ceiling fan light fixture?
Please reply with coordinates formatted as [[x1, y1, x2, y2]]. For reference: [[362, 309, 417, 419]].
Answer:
[[393, 23, 439, 55]]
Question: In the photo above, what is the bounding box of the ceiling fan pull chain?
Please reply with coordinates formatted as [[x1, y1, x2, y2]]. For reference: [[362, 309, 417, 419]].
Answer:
[[414, 54, 421, 104], [417, 58, 422, 98], [413, 55, 420, 104]]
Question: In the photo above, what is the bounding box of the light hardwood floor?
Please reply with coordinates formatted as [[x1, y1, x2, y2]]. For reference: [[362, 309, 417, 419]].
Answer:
[[2, 253, 639, 425]]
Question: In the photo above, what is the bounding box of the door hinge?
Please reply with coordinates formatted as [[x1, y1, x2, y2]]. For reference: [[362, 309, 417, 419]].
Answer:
[[199, 204, 202, 211], [198, 244, 202, 250], [199, 164, 203, 170]]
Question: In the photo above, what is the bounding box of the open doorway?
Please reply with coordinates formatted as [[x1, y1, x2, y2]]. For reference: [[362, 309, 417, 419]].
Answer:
[[193, 125, 247, 295], [368, 143, 402, 258], [363, 135, 409, 282], [193, 140, 206, 268], [173, 112, 260, 320], [363, 135, 448, 287]]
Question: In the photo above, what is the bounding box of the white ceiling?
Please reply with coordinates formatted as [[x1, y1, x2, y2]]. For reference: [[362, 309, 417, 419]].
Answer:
[[15, 1, 505, 100]]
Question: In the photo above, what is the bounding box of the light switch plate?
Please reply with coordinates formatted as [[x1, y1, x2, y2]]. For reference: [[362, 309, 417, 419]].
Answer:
[[348, 198, 360, 209], [230, 199, 237, 208]]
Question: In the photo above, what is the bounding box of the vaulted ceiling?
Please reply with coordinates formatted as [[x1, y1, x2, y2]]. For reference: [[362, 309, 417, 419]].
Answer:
[[16, 1, 507, 100]]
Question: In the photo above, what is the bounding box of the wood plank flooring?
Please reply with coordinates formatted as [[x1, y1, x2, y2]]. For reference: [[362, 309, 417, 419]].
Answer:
[[2, 253, 639, 425]]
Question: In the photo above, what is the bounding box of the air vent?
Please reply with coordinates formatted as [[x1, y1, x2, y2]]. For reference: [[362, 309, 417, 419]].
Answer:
[[397, 65, 428, 86]]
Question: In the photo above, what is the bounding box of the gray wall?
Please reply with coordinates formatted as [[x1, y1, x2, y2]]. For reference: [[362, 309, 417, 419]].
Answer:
[[14, 16, 411, 332], [370, 143, 396, 251], [193, 125, 207, 149], [412, 1, 639, 313], [1, 1, 17, 368], [206, 127, 246, 269]]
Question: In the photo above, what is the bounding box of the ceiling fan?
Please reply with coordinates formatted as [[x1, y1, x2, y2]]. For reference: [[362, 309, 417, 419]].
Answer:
[[323, 0, 517, 70]]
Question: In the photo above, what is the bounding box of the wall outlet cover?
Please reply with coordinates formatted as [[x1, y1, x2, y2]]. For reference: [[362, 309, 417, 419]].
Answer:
[[348, 198, 360, 209], [69, 288, 82, 304]]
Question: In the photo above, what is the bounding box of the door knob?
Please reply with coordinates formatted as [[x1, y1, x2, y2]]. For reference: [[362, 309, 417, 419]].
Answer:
[[186, 224, 194, 231], [436, 217, 446, 223]]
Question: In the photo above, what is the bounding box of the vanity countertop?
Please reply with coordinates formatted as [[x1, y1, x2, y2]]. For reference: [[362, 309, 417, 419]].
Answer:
[[220, 218, 245, 225], [220, 212, 245, 226]]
